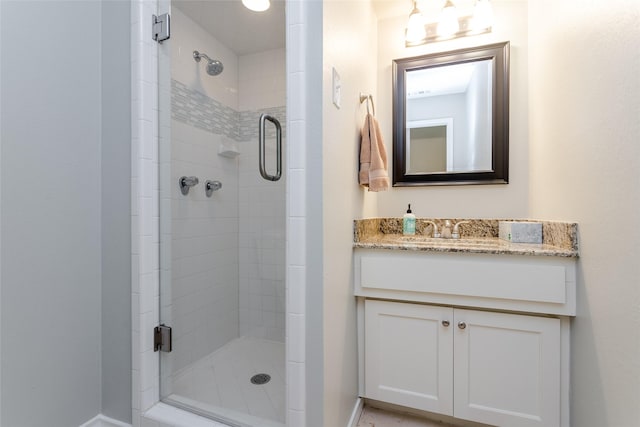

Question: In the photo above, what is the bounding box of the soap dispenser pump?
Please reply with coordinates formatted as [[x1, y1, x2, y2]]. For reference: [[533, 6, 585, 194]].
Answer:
[[403, 204, 416, 235]]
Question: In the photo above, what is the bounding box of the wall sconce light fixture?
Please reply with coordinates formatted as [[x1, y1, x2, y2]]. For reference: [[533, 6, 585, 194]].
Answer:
[[405, 0, 494, 47], [406, 1, 427, 44]]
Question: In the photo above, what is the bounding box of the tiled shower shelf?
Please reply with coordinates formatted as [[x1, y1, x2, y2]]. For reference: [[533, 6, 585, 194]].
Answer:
[[354, 218, 578, 258]]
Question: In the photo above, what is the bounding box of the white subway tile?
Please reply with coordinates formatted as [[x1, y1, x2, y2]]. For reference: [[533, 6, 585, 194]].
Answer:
[[132, 294, 141, 333], [287, 409, 305, 427], [287, 121, 306, 170], [140, 235, 157, 275], [287, 361, 306, 411], [286, 1, 304, 26], [288, 72, 306, 121], [288, 24, 306, 74], [141, 350, 158, 391], [141, 119, 155, 160], [140, 311, 157, 352], [288, 169, 306, 217], [288, 217, 306, 266], [287, 266, 305, 314], [287, 313, 305, 363], [141, 81, 156, 122], [132, 368, 141, 411], [141, 385, 158, 412]]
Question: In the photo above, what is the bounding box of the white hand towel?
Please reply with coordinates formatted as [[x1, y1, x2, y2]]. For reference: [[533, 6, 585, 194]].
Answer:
[[359, 113, 389, 191]]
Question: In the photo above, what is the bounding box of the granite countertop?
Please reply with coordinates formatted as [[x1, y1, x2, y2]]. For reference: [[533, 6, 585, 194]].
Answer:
[[354, 218, 579, 258]]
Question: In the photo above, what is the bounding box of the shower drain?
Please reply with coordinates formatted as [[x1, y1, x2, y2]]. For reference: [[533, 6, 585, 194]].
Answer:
[[250, 373, 271, 385]]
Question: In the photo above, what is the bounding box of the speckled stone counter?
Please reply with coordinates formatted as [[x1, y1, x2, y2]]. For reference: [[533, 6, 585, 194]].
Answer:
[[354, 218, 578, 257]]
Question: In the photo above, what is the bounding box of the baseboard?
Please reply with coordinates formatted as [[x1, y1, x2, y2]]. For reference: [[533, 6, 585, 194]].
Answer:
[[347, 397, 364, 427], [79, 414, 132, 427]]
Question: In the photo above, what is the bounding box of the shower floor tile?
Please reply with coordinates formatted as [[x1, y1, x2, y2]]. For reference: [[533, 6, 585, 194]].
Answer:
[[171, 336, 285, 426]]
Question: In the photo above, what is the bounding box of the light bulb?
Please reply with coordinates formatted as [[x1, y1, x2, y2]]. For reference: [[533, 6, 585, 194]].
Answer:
[[406, 2, 426, 44], [242, 0, 270, 12], [473, 0, 494, 30], [438, 0, 459, 38]]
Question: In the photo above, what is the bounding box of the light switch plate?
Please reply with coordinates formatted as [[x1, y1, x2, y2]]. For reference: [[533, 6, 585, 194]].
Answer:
[[332, 67, 341, 109]]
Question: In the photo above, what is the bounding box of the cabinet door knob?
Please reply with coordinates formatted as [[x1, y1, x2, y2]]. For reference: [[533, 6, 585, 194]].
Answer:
[[442, 320, 450, 327], [458, 321, 467, 329]]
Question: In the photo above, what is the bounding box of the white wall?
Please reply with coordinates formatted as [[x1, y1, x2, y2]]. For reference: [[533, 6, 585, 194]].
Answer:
[[528, 1, 640, 425], [408, 94, 470, 169], [322, 1, 378, 426], [1, 1, 131, 425], [101, 0, 132, 422], [376, 0, 529, 218]]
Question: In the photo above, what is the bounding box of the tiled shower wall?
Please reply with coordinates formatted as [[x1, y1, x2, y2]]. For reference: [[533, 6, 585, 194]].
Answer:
[[238, 49, 287, 343], [167, 118, 240, 374], [170, 80, 286, 350]]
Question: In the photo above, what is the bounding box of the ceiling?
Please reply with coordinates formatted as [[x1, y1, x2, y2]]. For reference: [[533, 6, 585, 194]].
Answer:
[[173, 0, 408, 56], [173, 0, 286, 56]]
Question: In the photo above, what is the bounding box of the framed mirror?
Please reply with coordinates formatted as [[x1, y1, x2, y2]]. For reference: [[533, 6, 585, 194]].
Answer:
[[392, 42, 509, 186]]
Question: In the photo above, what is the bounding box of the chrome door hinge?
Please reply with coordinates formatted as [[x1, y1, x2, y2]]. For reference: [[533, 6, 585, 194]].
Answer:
[[154, 324, 172, 352], [152, 13, 171, 43]]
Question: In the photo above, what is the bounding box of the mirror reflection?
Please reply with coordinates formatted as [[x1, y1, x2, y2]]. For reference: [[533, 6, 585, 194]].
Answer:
[[392, 42, 509, 186], [406, 59, 492, 173]]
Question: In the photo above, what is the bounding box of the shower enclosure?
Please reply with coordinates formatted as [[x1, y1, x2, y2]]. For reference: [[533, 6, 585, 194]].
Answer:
[[157, 2, 286, 426]]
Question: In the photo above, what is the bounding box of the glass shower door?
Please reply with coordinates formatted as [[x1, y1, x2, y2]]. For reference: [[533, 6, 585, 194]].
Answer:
[[157, 1, 286, 426]]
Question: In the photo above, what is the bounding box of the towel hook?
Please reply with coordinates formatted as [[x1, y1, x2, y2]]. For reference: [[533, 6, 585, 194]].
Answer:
[[359, 93, 375, 116]]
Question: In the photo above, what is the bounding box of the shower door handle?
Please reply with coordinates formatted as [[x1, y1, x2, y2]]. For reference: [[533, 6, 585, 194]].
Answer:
[[259, 114, 282, 182]]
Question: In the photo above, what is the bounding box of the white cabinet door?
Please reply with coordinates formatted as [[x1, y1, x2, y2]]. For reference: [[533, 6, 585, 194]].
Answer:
[[364, 299, 454, 414], [454, 309, 561, 427]]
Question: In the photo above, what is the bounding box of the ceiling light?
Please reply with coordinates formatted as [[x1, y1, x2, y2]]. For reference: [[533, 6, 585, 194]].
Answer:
[[242, 0, 270, 12]]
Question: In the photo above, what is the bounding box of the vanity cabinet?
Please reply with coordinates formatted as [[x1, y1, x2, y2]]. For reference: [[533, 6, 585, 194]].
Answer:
[[365, 300, 453, 415], [453, 308, 560, 427], [355, 249, 575, 427], [365, 300, 561, 427]]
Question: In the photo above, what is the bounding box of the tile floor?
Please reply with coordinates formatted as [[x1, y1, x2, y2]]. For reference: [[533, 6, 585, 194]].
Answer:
[[356, 405, 459, 427], [170, 336, 285, 426]]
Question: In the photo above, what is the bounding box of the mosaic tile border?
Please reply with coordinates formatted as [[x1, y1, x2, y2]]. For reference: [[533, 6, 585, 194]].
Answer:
[[171, 79, 286, 141]]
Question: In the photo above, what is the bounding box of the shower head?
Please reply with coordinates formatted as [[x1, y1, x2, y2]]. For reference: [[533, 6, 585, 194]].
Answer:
[[206, 59, 224, 76], [193, 50, 224, 76]]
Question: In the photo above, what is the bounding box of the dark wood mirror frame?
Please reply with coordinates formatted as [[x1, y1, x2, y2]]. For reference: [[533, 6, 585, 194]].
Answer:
[[392, 41, 510, 186]]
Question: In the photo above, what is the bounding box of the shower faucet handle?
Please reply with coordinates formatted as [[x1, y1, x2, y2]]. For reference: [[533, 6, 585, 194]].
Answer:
[[179, 176, 199, 195], [205, 180, 222, 197]]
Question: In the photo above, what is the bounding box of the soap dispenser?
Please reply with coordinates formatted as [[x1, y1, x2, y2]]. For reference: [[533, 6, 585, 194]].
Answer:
[[403, 204, 416, 235]]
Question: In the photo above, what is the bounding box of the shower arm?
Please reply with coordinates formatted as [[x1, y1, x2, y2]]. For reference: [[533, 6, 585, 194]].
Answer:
[[193, 50, 211, 63]]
